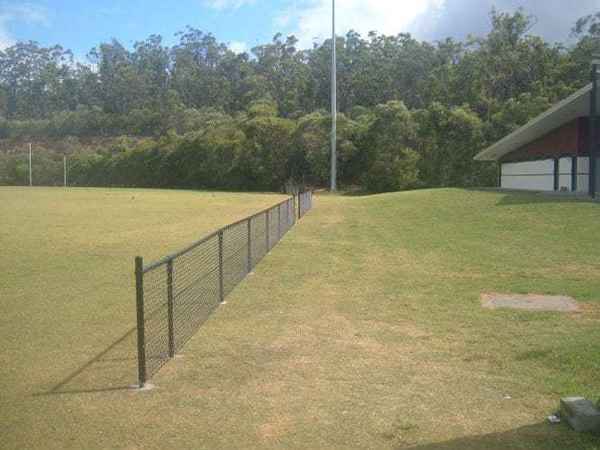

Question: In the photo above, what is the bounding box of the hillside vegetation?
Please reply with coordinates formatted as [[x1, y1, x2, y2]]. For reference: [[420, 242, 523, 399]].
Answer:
[[0, 10, 599, 191]]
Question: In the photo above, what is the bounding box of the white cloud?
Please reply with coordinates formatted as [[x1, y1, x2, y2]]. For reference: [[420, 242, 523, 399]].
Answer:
[[203, 0, 257, 10], [0, 3, 49, 49], [282, 0, 599, 46], [282, 0, 446, 48], [229, 40, 249, 53], [416, 0, 600, 43]]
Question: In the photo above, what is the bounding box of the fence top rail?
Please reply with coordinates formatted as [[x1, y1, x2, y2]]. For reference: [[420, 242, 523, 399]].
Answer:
[[142, 195, 293, 273], [221, 196, 291, 231]]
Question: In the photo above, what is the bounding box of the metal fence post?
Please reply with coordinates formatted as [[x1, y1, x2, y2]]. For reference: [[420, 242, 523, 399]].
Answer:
[[218, 230, 224, 303], [135, 256, 147, 388], [166, 259, 175, 358], [265, 210, 270, 250], [297, 193, 301, 220], [247, 218, 252, 273]]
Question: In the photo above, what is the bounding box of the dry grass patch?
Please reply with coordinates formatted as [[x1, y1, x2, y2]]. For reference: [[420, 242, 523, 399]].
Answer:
[[481, 293, 580, 312]]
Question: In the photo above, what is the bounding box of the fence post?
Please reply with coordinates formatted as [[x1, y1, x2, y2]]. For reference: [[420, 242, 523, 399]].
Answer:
[[247, 218, 252, 273], [265, 210, 270, 250], [297, 193, 301, 220], [135, 256, 147, 388], [166, 259, 175, 358], [218, 230, 224, 303]]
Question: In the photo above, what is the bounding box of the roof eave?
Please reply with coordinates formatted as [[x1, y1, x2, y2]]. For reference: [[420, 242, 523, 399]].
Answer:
[[473, 84, 592, 162]]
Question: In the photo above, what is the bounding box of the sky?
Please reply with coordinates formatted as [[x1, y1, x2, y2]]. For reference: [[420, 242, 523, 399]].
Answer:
[[1, 0, 598, 59]]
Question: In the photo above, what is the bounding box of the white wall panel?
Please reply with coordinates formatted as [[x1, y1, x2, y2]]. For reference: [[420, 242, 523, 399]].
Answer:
[[577, 157, 590, 174], [577, 174, 589, 193], [501, 159, 554, 176], [558, 157, 572, 191], [576, 157, 589, 193], [501, 159, 555, 191], [501, 175, 555, 191]]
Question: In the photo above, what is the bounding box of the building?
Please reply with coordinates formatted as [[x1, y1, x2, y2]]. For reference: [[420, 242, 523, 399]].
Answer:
[[474, 66, 600, 195]]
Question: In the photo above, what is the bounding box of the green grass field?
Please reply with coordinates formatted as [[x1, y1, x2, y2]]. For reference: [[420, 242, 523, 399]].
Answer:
[[2, 187, 600, 449]]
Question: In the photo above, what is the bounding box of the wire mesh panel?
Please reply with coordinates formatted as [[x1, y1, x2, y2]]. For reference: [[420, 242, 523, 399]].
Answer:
[[268, 207, 278, 250], [171, 234, 221, 357], [140, 234, 221, 380], [222, 220, 249, 297], [288, 198, 295, 228], [287, 198, 295, 229], [299, 191, 313, 218], [134, 195, 313, 387], [250, 212, 267, 268], [281, 199, 291, 234], [141, 263, 171, 378]]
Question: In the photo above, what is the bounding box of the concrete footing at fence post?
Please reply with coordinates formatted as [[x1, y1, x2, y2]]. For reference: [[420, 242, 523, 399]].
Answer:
[[129, 382, 156, 392]]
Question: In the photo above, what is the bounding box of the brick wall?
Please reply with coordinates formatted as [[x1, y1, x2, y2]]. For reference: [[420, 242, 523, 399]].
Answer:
[[501, 118, 585, 162]]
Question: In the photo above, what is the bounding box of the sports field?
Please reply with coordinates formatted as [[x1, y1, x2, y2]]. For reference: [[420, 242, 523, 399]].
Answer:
[[2, 187, 600, 449]]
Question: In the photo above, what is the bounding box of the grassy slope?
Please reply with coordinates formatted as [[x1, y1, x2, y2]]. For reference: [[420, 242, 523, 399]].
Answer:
[[2, 188, 600, 449]]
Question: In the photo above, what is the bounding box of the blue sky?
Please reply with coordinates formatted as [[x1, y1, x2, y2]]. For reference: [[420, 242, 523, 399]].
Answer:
[[0, 0, 285, 57], [1, 1, 598, 60]]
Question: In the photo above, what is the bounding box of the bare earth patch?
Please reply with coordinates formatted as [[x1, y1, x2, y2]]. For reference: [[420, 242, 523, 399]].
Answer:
[[481, 292, 580, 312]]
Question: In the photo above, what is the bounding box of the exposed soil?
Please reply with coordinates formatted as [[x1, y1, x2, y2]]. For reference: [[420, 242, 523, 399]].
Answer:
[[481, 292, 580, 312]]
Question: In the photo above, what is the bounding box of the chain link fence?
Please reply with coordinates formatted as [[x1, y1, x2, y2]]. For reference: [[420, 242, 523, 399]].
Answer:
[[298, 190, 313, 218], [134, 192, 313, 387]]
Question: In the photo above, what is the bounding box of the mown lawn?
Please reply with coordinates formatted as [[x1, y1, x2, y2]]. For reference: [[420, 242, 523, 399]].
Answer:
[[2, 187, 600, 449]]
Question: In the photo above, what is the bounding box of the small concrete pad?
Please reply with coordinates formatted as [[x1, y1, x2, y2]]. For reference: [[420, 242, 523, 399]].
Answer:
[[560, 397, 600, 433], [481, 293, 579, 312]]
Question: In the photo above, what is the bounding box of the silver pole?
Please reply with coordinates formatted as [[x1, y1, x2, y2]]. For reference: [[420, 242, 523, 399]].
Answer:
[[590, 56, 600, 197], [28, 142, 32, 187], [330, 0, 337, 191], [63, 155, 67, 187]]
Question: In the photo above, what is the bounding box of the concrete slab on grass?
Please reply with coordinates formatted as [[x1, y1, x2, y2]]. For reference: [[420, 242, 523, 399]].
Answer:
[[481, 293, 579, 312], [560, 397, 600, 433]]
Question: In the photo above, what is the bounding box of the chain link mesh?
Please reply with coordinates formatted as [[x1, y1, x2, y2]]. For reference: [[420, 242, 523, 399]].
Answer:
[[299, 191, 313, 218], [135, 195, 311, 384]]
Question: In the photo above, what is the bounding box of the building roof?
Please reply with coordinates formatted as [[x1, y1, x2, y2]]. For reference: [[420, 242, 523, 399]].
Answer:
[[474, 84, 592, 161]]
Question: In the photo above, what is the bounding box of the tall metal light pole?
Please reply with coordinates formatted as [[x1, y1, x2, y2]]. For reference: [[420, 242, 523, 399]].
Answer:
[[590, 56, 599, 197], [330, 0, 337, 191], [28, 142, 32, 187]]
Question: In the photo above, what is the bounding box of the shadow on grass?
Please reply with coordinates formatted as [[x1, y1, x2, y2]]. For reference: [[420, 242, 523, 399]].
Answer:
[[496, 193, 592, 206], [35, 327, 139, 396], [342, 188, 373, 197], [36, 297, 223, 396], [398, 422, 594, 449], [462, 188, 593, 206]]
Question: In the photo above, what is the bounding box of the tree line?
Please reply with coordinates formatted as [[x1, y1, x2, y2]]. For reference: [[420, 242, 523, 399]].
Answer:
[[0, 9, 598, 192]]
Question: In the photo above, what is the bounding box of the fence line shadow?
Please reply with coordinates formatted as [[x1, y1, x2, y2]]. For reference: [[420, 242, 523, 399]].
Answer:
[[36, 304, 226, 396], [401, 422, 589, 449], [34, 326, 139, 396]]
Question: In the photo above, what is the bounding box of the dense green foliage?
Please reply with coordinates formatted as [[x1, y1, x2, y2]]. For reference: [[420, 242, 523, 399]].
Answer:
[[0, 9, 598, 191]]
